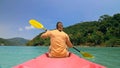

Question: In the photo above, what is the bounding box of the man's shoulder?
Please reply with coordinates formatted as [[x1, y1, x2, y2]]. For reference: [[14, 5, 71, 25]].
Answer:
[[62, 31, 68, 35]]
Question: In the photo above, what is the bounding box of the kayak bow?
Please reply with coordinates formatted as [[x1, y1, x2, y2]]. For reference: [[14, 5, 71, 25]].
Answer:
[[13, 53, 106, 68]]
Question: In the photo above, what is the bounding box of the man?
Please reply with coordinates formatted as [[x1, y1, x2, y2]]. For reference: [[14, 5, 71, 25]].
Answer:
[[41, 21, 73, 58]]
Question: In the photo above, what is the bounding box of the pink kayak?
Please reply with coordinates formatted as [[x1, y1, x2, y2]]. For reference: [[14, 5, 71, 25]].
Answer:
[[13, 53, 106, 68]]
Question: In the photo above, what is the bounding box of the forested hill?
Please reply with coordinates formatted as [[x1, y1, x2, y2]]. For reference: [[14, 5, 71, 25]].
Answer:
[[27, 13, 120, 47], [0, 37, 29, 46]]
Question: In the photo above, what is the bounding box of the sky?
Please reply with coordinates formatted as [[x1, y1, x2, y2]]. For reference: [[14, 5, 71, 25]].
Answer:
[[0, 0, 120, 40]]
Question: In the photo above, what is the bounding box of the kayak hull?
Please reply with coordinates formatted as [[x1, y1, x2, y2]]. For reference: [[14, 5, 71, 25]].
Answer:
[[13, 53, 106, 68]]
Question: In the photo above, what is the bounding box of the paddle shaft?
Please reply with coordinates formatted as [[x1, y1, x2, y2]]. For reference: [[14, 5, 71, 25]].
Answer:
[[73, 47, 81, 52]]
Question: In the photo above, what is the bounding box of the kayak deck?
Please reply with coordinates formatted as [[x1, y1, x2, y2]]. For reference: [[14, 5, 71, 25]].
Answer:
[[13, 53, 106, 68]]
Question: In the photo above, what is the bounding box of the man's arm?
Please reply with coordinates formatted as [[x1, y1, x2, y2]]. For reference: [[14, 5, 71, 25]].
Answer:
[[40, 30, 49, 39], [66, 35, 73, 48]]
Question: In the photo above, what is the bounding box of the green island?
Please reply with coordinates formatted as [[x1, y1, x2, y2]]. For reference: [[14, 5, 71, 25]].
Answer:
[[26, 13, 120, 47], [0, 37, 29, 46]]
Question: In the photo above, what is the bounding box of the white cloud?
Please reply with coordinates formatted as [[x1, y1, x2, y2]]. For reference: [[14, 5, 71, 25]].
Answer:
[[25, 25, 34, 30], [19, 28, 23, 31], [18, 25, 35, 31]]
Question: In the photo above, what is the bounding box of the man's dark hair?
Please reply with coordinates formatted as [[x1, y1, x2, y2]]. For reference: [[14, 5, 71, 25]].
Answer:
[[56, 21, 62, 29]]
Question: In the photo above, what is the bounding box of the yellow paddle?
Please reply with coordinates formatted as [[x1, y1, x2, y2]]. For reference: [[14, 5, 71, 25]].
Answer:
[[73, 47, 94, 59], [29, 19, 94, 58], [29, 19, 47, 30]]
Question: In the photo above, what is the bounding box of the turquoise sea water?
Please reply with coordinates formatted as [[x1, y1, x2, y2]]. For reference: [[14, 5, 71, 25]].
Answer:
[[0, 46, 120, 68]]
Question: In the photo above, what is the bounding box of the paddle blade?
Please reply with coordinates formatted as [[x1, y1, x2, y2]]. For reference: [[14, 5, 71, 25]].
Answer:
[[29, 19, 44, 29], [80, 51, 94, 58]]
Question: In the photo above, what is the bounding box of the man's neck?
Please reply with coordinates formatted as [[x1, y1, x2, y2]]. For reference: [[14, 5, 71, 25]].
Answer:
[[57, 29, 62, 32]]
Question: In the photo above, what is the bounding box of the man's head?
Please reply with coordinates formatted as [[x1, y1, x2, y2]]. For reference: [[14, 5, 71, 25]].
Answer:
[[56, 21, 63, 31]]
